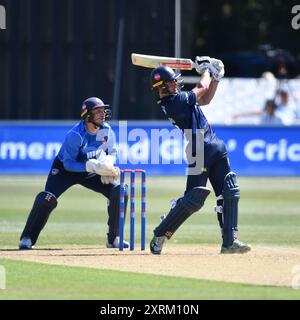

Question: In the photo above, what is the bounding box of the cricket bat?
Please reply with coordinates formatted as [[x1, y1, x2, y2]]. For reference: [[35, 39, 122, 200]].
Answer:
[[131, 53, 196, 70]]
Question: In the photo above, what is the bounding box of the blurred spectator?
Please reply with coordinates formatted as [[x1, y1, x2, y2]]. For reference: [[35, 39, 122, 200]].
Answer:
[[233, 99, 283, 125], [260, 99, 283, 124], [275, 90, 300, 125]]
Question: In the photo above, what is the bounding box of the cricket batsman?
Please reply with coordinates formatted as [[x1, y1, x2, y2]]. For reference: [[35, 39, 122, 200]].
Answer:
[[19, 97, 129, 250], [149, 58, 251, 255]]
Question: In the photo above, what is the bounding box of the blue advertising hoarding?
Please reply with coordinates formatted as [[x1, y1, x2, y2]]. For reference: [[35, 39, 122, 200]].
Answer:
[[0, 121, 299, 176]]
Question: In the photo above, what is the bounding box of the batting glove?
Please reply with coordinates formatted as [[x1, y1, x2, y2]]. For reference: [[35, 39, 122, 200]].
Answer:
[[209, 58, 225, 81], [195, 56, 211, 74]]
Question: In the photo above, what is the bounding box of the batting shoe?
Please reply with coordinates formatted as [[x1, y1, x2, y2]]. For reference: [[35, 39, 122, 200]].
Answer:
[[106, 236, 129, 249], [220, 239, 251, 254], [150, 235, 167, 255], [19, 237, 33, 250]]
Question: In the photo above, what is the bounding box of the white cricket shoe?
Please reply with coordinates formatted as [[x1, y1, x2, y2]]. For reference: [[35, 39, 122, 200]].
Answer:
[[106, 236, 129, 249]]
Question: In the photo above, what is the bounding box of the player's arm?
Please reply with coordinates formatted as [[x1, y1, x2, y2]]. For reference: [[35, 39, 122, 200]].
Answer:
[[96, 128, 118, 166], [192, 71, 210, 103], [99, 128, 120, 184], [198, 79, 219, 106], [193, 56, 224, 105], [62, 131, 118, 177], [106, 127, 118, 162], [192, 72, 219, 105], [62, 131, 86, 172]]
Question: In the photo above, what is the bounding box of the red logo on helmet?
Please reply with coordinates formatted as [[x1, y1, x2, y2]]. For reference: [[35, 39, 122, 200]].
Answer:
[[154, 73, 161, 81], [82, 104, 87, 110]]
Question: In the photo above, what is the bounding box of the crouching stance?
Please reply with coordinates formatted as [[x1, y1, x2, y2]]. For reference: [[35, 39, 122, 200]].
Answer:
[[149, 61, 251, 255], [19, 97, 128, 249]]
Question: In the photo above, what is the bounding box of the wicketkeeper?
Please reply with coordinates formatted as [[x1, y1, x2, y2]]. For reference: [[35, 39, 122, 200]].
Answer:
[[19, 97, 129, 249]]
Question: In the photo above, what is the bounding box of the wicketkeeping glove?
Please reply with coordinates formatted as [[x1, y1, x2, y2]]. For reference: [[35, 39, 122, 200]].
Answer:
[[101, 167, 120, 184], [86, 156, 118, 177], [209, 58, 225, 81], [194, 56, 211, 74]]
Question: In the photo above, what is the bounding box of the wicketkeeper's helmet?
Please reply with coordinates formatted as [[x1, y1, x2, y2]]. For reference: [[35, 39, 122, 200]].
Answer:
[[80, 97, 111, 121]]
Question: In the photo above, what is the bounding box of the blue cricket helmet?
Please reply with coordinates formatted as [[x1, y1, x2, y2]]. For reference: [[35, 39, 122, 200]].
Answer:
[[80, 97, 111, 120], [150, 66, 183, 94]]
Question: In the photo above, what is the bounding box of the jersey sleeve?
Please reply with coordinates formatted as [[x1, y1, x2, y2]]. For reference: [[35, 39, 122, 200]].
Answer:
[[62, 131, 87, 172], [171, 92, 196, 113], [183, 91, 197, 106], [162, 92, 196, 129], [106, 128, 118, 162]]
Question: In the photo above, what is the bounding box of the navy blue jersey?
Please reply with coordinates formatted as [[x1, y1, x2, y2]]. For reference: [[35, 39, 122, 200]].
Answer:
[[57, 120, 117, 172], [159, 91, 216, 143]]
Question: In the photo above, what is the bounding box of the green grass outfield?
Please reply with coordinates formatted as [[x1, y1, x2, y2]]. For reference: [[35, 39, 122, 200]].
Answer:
[[0, 175, 300, 299], [1, 258, 300, 300]]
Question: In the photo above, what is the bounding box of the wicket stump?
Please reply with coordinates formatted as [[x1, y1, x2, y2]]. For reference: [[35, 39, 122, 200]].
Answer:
[[119, 169, 146, 251]]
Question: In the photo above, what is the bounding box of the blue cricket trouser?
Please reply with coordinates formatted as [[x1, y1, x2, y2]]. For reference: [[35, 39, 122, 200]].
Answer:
[[45, 157, 115, 199], [185, 137, 231, 196]]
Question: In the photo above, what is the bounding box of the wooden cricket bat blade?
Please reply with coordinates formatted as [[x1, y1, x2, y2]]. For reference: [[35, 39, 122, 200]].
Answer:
[[131, 53, 195, 70]]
